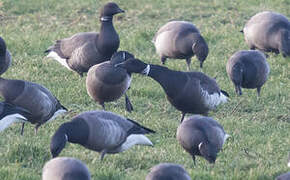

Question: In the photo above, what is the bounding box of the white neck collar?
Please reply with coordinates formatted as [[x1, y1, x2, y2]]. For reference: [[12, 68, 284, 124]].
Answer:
[[141, 65, 150, 76], [100, 16, 112, 22]]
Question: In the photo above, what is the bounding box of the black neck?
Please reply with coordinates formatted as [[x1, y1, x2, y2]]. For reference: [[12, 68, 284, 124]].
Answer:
[[147, 65, 187, 98], [60, 119, 89, 145]]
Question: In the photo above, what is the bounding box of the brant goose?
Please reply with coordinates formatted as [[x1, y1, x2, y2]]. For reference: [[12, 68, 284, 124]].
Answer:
[[115, 58, 228, 122], [0, 102, 32, 132], [0, 37, 11, 75], [50, 110, 155, 159], [177, 115, 229, 165], [86, 51, 134, 112], [242, 11, 290, 57], [0, 77, 67, 134], [146, 163, 191, 180], [153, 21, 209, 70], [42, 157, 91, 180], [45, 2, 124, 76], [226, 50, 270, 96]]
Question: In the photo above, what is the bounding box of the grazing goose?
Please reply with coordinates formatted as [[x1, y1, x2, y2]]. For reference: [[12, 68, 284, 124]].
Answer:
[[42, 157, 91, 180], [242, 11, 290, 57], [0, 102, 32, 132], [50, 110, 155, 159], [153, 21, 209, 70], [276, 172, 290, 180], [0, 77, 67, 134], [176, 115, 229, 165], [86, 51, 134, 112], [115, 58, 228, 122], [0, 37, 12, 75], [226, 50, 270, 96], [45, 2, 124, 76], [146, 163, 191, 180]]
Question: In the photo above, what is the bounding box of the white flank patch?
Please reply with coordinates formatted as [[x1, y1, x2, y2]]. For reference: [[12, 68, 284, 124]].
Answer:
[[154, 31, 172, 56], [119, 134, 153, 152], [46, 109, 67, 123], [223, 134, 230, 145], [288, 161, 290, 168], [0, 114, 27, 132], [125, 76, 132, 91], [46, 51, 72, 70], [201, 89, 228, 109]]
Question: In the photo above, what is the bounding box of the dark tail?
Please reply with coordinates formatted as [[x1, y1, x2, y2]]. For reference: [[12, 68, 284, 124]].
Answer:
[[126, 118, 156, 135], [44, 49, 51, 54], [221, 90, 230, 97], [240, 30, 244, 33]]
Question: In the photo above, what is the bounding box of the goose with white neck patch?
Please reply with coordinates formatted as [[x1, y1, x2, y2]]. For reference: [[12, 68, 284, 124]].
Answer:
[[86, 51, 134, 112], [50, 110, 155, 160], [115, 58, 228, 122], [45, 2, 124, 77], [0, 77, 67, 135], [177, 115, 229, 165], [0, 37, 11, 76]]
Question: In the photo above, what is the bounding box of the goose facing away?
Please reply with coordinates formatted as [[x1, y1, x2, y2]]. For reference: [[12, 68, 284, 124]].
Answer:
[[0, 77, 67, 134], [153, 21, 209, 70], [242, 11, 290, 57], [0, 102, 32, 132], [0, 37, 12, 76], [177, 115, 229, 165], [45, 2, 124, 77], [42, 157, 91, 180], [86, 51, 134, 112], [146, 163, 191, 180], [50, 110, 155, 160], [226, 50, 270, 96], [115, 58, 228, 122]]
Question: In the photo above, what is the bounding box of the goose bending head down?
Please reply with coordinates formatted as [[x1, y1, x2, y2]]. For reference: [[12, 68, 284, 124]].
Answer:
[[115, 58, 228, 122], [0, 37, 12, 76], [153, 21, 209, 70], [45, 2, 124, 77], [0, 77, 67, 135], [177, 115, 229, 165], [50, 110, 155, 160], [146, 163, 191, 180], [86, 51, 134, 112]]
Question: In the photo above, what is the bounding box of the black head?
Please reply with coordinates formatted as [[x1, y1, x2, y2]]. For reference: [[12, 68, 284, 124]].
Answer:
[[0, 37, 7, 56], [100, 2, 124, 17], [115, 58, 148, 74], [192, 35, 209, 68], [198, 141, 218, 164], [110, 51, 135, 65], [50, 126, 68, 158]]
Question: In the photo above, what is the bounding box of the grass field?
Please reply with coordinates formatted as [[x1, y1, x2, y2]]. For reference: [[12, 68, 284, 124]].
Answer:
[[0, 0, 289, 179]]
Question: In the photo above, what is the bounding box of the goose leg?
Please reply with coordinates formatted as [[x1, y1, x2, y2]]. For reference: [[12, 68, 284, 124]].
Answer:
[[192, 155, 196, 166], [100, 149, 107, 161], [257, 87, 261, 97], [20, 123, 25, 135], [161, 56, 167, 65], [180, 112, 186, 123], [186, 58, 191, 71], [100, 102, 106, 110], [125, 93, 133, 112], [235, 85, 242, 96], [35, 124, 41, 135]]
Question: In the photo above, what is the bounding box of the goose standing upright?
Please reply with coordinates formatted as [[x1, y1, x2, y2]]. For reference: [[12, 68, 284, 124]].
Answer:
[[153, 21, 209, 70], [0, 78, 67, 134], [45, 2, 124, 76], [86, 51, 134, 112], [115, 58, 228, 122], [50, 110, 155, 160], [0, 37, 11, 75], [226, 50, 270, 96], [177, 115, 229, 165]]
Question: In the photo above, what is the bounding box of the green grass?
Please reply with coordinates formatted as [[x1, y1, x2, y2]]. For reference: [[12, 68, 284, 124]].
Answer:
[[0, 0, 289, 179]]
